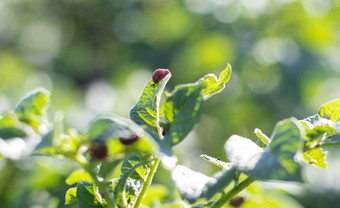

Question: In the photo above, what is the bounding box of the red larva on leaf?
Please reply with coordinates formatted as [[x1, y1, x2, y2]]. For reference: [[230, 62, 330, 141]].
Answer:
[[119, 134, 140, 145], [89, 141, 108, 160], [152, 69, 170, 84]]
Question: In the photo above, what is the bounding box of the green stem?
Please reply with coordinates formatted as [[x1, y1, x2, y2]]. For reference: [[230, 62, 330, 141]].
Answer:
[[133, 158, 160, 208], [304, 141, 340, 152], [317, 142, 340, 149], [210, 177, 256, 208], [86, 166, 116, 208]]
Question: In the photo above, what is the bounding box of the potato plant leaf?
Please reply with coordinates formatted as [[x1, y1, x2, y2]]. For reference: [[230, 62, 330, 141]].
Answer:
[[76, 182, 104, 208], [319, 99, 340, 122], [88, 116, 158, 156], [88, 116, 143, 142], [171, 165, 236, 203], [65, 187, 77, 205], [161, 84, 205, 146], [66, 169, 94, 185], [171, 165, 212, 203], [300, 115, 338, 149], [121, 154, 149, 180], [130, 71, 171, 138], [115, 163, 143, 207], [303, 148, 327, 168], [14, 88, 50, 133], [254, 128, 271, 145], [0, 112, 27, 139], [226, 118, 304, 181], [197, 64, 232, 100], [199, 154, 232, 170]]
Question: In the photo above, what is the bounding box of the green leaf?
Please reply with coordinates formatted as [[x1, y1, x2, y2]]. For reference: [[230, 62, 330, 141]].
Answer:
[[65, 187, 77, 205], [171, 165, 212, 203], [303, 148, 327, 168], [97, 160, 123, 179], [226, 118, 304, 182], [76, 182, 104, 208], [319, 99, 340, 122], [301, 114, 338, 149], [0, 127, 27, 139], [130, 71, 171, 137], [0, 112, 27, 139], [197, 64, 232, 99], [88, 115, 142, 142], [161, 84, 205, 146], [171, 165, 236, 204], [254, 128, 270, 145], [303, 114, 323, 126], [121, 154, 149, 180], [66, 169, 94, 185], [14, 88, 50, 133], [88, 115, 158, 156], [114, 163, 143, 207], [199, 154, 232, 169]]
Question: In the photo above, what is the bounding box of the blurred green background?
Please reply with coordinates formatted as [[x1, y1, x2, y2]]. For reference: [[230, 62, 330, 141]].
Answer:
[[1, 0, 340, 207]]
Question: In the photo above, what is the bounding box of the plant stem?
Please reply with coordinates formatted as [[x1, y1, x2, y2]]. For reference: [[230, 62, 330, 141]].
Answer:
[[210, 177, 256, 208], [317, 142, 340, 149], [86, 166, 116, 208], [133, 158, 160, 208]]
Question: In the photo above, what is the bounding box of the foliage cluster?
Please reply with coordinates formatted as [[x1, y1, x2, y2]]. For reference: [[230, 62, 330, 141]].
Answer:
[[1, 65, 340, 208]]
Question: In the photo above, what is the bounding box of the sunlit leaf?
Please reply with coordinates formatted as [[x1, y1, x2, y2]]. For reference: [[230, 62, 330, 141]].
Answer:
[[0, 111, 27, 139], [65, 187, 77, 205], [172, 165, 211, 203], [254, 128, 270, 145], [197, 64, 232, 99], [161, 84, 205, 146], [300, 114, 338, 149], [14, 88, 50, 133], [88, 115, 158, 156], [199, 154, 232, 170], [121, 154, 149, 180], [171, 165, 236, 203], [66, 169, 94, 185], [115, 163, 143, 207], [226, 118, 304, 181], [303, 148, 327, 168], [319, 99, 340, 122], [130, 71, 171, 138], [88, 115, 142, 142]]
